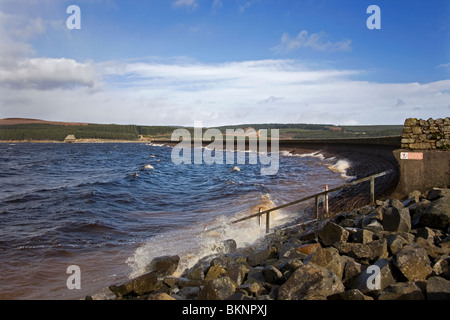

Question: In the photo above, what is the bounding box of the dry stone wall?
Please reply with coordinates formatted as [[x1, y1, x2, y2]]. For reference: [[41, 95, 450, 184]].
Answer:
[[401, 117, 450, 150]]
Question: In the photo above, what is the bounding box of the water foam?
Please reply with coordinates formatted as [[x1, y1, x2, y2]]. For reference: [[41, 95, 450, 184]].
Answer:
[[125, 193, 290, 279], [327, 159, 354, 180]]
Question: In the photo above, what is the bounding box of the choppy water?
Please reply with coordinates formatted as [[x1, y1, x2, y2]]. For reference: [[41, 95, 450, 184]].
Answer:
[[0, 142, 350, 299]]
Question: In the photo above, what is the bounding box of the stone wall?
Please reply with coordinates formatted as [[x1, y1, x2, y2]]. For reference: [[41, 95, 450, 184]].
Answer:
[[401, 117, 450, 150], [394, 117, 450, 198]]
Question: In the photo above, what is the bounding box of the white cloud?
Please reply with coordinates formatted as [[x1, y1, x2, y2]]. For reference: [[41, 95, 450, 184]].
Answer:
[[0, 58, 100, 90], [238, 0, 259, 13], [273, 30, 352, 53], [437, 62, 450, 69], [3, 58, 450, 126], [173, 0, 198, 9]]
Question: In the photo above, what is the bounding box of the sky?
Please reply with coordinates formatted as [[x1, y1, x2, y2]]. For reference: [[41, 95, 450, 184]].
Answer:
[[0, 0, 449, 126]]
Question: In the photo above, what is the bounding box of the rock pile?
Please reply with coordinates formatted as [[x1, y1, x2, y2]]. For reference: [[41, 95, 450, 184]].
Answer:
[[105, 187, 450, 300], [401, 117, 450, 150]]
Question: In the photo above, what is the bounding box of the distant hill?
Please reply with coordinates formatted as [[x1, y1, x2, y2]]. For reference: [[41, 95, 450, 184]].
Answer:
[[0, 118, 403, 142], [0, 118, 88, 126]]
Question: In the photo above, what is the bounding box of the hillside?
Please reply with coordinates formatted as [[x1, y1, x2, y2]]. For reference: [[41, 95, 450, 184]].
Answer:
[[0, 118, 403, 142]]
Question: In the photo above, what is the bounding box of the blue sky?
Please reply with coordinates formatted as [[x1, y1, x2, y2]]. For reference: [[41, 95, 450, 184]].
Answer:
[[0, 0, 449, 126]]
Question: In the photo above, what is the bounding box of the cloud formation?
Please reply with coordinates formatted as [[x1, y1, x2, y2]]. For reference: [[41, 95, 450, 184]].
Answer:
[[273, 30, 352, 53], [0, 58, 99, 90], [3, 56, 449, 126], [173, 0, 198, 9]]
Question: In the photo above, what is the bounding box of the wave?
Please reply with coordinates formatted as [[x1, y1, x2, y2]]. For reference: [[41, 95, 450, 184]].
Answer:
[[327, 159, 354, 180], [125, 192, 289, 279], [147, 143, 166, 147]]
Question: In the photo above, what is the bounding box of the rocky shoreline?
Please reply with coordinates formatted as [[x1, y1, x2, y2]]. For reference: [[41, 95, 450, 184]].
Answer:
[[98, 187, 450, 301]]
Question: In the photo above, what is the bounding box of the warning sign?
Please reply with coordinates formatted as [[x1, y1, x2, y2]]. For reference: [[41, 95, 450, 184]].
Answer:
[[400, 152, 423, 160]]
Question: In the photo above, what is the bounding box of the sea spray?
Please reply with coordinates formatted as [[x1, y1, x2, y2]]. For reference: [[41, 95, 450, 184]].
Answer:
[[328, 159, 354, 180], [125, 193, 294, 279]]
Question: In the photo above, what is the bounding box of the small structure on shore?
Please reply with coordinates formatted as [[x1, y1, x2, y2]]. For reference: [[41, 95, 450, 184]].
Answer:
[[64, 135, 76, 143]]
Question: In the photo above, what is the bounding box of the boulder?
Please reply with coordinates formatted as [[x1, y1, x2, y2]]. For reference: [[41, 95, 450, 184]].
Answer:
[[278, 263, 345, 300], [409, 199, 432, 227], [185, 264, 205, 281], [378, 282, 424, 300], [210, 253, 248, 270], [237, 282, 265, 297], [415, 227, 437, 242], [386, 233, 409, 255], [361, 209, 382, 228], [205, 265, 226, 282], [317, 220, 349, 246], [351, 229, 374, 244], [247, 245, 277, 267], [339, 239, 388, 264], [426, 276, 450, 300], [149, 292, 176, 300], [262, 265, 283, 284], [145, 255, 180, 278], [327, 289, 373, 300], [419, 197, 450, 231], [341, 256, 362, 288], [348, 259, 395, 292], [426, 188, 450, 201], [432, 255, 450, 280], [196, 276, 236, 300], [213, 239, 237, 254], [415, 237, 445, 259], [382, 200, 411, 233], [109, 271, 159, 297], [225, 264, 249, 286], [365, 220, 384, 234], [244, 267, 265, 284], [392, 244, 432, 281], [305, 246, 343, 279], [296, 243, 321, 255]]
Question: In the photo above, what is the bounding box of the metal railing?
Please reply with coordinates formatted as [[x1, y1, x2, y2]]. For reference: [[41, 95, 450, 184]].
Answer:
[[229, 170, 393, 234]]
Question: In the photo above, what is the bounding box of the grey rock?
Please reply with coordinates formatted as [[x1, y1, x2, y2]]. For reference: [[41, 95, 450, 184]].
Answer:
[[247, 245, 277, 267], [419, 197, 450, 231], [196, 276, 236, 300], [382, 205, 411, 233], [426, 188, 450, 201], [378, 282, 424, 300], [278, 263, 345, 300], [426, 276, 450, 300], [386, 233, 409, 255], [305, 246, 343, 279], [317, 220, 349, 246], [212, 239, 237, 254], [349, 259, 396, 292], [109, 271, 159, 297], [365, 220, 384, 234], [392, 244, 432, 281], [341, 256, 362, 288], [327, 289, 373, 300], [145, 255, 180, 278], [262, 265, 283, 284], [432, 254, 450, 280]]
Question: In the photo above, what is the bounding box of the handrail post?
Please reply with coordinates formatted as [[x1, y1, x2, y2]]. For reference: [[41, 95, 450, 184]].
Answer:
[[266, 211, 270, 234], [315, 195, 319, 220], [325, 185, 329, 218], [370, 177, 375, 205], [258, 208, 262, 226]]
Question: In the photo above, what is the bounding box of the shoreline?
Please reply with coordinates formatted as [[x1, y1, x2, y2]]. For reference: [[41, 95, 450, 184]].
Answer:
[[102, 186, 450, 301]]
